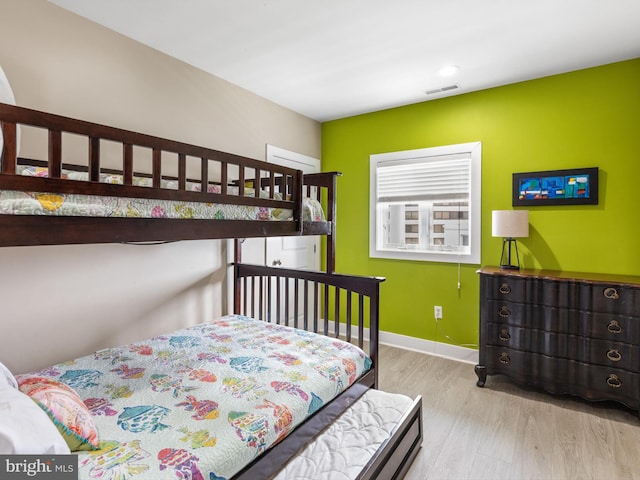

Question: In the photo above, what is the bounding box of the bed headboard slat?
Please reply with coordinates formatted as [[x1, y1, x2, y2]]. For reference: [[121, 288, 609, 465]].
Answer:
[[233, 263, 385, 381]]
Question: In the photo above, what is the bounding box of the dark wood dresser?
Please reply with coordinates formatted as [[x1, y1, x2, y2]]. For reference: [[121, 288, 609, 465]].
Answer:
[[475, 266, 640, 413]]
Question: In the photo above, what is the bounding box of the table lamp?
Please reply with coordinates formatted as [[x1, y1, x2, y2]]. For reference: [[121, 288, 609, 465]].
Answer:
[[492, 210, 529, 270]]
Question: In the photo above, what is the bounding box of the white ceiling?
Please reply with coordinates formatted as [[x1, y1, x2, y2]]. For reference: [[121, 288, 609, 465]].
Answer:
[[50, 0, 640, 122]]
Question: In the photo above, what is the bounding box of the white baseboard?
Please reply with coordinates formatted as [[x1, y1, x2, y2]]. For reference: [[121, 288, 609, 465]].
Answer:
[[331, 320, 478, 365], [379, 330, 478, 365]]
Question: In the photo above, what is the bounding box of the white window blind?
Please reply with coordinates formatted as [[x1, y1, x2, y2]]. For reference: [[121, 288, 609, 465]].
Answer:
[[370, 142, 481, 264], [376, 154, 471, 203]]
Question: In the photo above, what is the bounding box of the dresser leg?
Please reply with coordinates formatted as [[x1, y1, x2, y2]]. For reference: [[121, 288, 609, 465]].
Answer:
[[474, 365, 486, 387]]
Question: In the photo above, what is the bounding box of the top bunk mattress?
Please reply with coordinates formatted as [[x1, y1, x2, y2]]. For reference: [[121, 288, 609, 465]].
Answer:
[[0, 165, 325, 222]]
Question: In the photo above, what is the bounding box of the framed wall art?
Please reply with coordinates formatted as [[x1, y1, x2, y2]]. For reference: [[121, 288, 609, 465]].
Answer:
[[512, 167, 599, 206]]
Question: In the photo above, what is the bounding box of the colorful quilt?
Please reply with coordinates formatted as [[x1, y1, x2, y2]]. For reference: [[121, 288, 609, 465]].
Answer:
[[0, 166, 325, 222], [24, 315, 371, 480]]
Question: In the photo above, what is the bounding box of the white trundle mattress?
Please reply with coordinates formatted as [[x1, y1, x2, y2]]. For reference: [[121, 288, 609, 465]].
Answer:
[[275, 389, 415, 480]]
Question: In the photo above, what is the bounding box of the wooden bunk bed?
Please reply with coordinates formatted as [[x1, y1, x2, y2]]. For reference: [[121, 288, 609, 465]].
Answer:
[[0, 102, 339, 272], [0, 102, 422, 479]]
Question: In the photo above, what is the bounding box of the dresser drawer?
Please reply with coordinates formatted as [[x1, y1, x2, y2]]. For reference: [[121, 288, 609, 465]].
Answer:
[[482, 274, 576, 308], [482, 275, 640, 316], [484, 299, 640, 340], [486, 323, 640, 371], [484, 346, 640, 410], [577, 282, 640, 315], [482, 275, 529, 302]]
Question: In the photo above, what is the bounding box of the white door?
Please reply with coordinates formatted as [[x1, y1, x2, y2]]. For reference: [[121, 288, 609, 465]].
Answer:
[[239, 146, 321, 324], [241, 145, 320, 270], [266, 145, 320, 271]]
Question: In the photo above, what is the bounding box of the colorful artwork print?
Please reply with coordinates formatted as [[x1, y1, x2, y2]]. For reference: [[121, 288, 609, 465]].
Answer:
[[512, 168, 598, 206], [23, 314, 371, 479], [519, 174, 590, 200]]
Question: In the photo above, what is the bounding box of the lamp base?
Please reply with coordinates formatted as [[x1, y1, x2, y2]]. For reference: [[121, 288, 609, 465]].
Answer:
[[499, 238, 521, 270], [499, 264, 520, 270]]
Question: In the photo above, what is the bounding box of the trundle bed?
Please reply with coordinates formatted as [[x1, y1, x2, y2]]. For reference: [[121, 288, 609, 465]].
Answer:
[[0, 102, 423, 479]]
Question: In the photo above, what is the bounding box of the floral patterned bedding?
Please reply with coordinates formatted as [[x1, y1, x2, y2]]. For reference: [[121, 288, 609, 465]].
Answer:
[[0, 166, 325, 222], [24, 315, 371, 480]]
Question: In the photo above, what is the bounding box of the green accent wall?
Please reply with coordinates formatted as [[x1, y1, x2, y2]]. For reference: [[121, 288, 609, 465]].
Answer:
[[321, 58, 640, 348]]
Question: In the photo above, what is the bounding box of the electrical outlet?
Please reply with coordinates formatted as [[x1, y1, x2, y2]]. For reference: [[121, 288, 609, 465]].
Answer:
[[434, 305, 443, 319]]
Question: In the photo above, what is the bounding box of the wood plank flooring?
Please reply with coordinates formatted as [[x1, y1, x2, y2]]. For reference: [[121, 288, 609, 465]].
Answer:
[[377, 344, 640, 480]]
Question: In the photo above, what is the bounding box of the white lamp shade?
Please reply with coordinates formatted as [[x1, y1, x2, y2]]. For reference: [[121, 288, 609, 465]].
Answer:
[[492, 210, 529, 238]]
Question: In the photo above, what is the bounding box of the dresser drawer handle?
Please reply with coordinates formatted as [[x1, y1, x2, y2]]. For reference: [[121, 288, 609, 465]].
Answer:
[[499, 306, 511, 318], [606, 374, 622, 389], [607, 320, 622, 334], [606, 349, 622, 362], [498, 329, 511, 341], [603, 287, 619, 300], [499, 283, 511, 295], [498, 352, 511, 364]]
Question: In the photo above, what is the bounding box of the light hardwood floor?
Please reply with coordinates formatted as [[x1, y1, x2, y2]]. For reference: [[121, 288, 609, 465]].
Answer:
[[377, 344, 640, 480]]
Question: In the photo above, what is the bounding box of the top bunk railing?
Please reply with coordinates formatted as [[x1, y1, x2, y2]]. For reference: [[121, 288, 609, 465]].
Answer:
[[0, 102, 302, 215], [0, 103, 341, 246]]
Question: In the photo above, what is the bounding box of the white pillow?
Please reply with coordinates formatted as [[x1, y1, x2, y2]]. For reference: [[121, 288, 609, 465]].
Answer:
[[0, 64, 20, 158], [0, 361, 17, 389], [0, 386, 71, 454]]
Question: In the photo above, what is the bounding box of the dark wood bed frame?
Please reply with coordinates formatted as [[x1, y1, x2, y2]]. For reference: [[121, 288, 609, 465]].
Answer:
[[0, 102, 423, 479], [0, 102, 339, 272], [232, 264, 423, 480]]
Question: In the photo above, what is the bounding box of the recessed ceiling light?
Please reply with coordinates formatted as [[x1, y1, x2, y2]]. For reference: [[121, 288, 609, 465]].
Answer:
[[438, 65, 460, 77]]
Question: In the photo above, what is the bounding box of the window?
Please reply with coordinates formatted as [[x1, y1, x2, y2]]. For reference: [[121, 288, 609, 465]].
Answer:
[[370, 142, 481, 264]]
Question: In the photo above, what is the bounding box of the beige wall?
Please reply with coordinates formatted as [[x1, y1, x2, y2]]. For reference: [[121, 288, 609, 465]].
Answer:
[[0, 0, 321, 373]]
